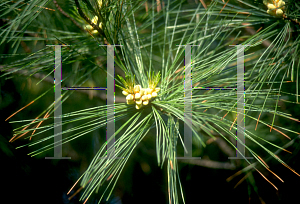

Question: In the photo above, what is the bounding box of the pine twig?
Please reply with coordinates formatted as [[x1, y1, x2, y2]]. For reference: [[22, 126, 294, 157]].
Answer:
[[74, 0, 106, 39], [283, 14, 300, 26], [0, 66, 125, 103], [179, 159, 236, 170], [53, 0, 86, 32]]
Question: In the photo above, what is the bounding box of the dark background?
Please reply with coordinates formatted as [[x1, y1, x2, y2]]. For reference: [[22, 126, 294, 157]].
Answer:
[[1, 73, 300, 204], [1, 0, 300, 203]]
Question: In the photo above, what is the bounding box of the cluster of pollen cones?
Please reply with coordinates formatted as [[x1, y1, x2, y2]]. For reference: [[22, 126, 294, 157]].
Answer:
[[263, 0, 285, 17], [122, 85, 160, 109]]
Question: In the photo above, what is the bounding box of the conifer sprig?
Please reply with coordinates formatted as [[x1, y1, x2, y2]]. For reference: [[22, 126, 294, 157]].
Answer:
[[1, 1, 300, 203]]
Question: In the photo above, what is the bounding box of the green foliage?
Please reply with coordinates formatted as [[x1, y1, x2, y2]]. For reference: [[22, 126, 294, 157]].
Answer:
[[1, 0, 300, 203]]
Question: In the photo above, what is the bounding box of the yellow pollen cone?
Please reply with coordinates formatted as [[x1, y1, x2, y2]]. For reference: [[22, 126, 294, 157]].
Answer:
[[136, 100, 142, 105], [141, 95, 147, 101], [134, 85, 141, 93], [146, 88, 152, 94], [86, 25, 92, 30], [126, 94, 134, 100], [127, 99, 135, 105], [92, 16, 98, 24], [267, 4, 276, 10], [135, 93, 141, 99], [276, 9, 283, 16], [140, 88, 145, 95], [136, 104, 143, 109], [278, 1, 285, 8]]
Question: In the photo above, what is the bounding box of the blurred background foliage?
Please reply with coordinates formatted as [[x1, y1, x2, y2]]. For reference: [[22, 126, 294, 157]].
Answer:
[[1, 0, 300, 204]]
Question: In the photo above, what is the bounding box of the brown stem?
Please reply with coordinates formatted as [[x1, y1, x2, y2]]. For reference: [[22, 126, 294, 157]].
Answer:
[[74, 0, 106, 39], [0, 66, 125, 103], [53, 0, 85, 32], [179, 159, 236, 170], [283, 14, 300, 26]]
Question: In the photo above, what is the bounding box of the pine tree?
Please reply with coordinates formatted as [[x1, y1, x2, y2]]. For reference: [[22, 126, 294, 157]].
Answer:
[[1, 0, 300, 203]]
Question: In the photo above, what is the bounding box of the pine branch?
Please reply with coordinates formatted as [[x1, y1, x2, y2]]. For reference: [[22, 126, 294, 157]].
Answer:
[[74, 0, 106, 39], [283, 14, 300, 26], [53, 0, 86, 32], [179, 159, 236, 170], [0, 66, 125, 103]]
